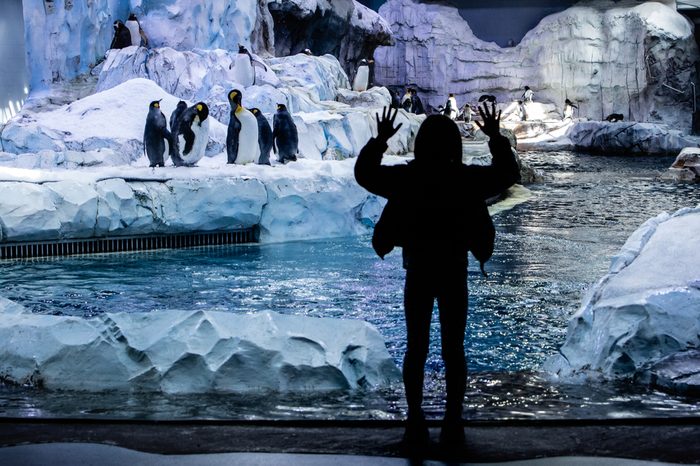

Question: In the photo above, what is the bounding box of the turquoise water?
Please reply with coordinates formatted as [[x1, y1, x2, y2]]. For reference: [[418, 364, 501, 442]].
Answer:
[[1, 152, 699, 420]]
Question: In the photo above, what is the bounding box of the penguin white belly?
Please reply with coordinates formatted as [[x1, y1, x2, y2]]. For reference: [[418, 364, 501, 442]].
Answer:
[[235, 109, 260, 164], [352, 66, 369, 92], [180, 117, 209, 165], [448, 97, 458, 120], [125, 20, 140, 46], [232, 54, 254, 87]]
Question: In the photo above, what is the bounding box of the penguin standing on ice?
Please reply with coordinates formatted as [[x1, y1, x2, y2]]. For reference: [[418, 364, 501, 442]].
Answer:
[[125, 13, 148, 47], [143, 100, 174, 167], [172, 102, 210, 166], [353, 59, 370, 92], [110, 20, 132, 50], [250, 108, 273, 166], [273, 104, 299, 164], [231, 45, 268, 87], [444, 93, 458, 120], [226, 89, 260, 164]]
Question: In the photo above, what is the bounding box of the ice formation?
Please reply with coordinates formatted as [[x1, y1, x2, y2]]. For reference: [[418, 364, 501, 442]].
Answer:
[[375, 0, 699, 131], [0, 298, 401, 393], [666, 147, 700, 182], [544, 206, 700, 380]]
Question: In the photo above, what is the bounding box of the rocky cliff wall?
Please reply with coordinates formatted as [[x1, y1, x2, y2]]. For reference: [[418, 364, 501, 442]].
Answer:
[[22, 0, 390, 92], [374, 0, 698, 130]]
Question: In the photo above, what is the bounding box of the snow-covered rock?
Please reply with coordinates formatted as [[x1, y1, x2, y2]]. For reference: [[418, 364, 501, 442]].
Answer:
[[0, 301, 401, 393], [97, 47, 280, 101], [666, 147, 700, 182], [2, 76, 422, 164], [268, 0, 392, 77], [1, 78, 228, 161], [22, 0, 264, 91], [568, 121, 699, 155], [544, 206, 700, 379], [336, 87, 393, 109], [134, 0, 260, 53], [0, 156, 400, 243], [375, 0, 699, 131]]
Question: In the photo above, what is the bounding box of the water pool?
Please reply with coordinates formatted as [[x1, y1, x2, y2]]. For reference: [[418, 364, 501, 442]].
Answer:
[[1, 151, 699, 420]]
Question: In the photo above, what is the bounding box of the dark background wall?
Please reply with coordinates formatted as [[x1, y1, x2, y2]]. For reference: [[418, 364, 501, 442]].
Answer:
[[0, 0, 28, 124]]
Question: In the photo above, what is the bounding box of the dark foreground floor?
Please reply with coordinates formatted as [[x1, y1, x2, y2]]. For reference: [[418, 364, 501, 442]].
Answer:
[[2, 418, 700, 464]]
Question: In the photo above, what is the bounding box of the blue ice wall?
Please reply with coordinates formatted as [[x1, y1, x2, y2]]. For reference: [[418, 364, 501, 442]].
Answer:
[[0, 0, 29, 124]]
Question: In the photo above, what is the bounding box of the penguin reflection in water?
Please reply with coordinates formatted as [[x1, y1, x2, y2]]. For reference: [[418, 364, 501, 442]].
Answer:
[[250, 108, 273, 165], [170, 101, 210, 166], [227, 89, 260, 164], [144, 100, 176, 167], [273, 104, 299, 164]]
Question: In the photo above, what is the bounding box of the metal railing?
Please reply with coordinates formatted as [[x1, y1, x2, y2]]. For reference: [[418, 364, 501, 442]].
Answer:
[[0, 228, 258, 260]]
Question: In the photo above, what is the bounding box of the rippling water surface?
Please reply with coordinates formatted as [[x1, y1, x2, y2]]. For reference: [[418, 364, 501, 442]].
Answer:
[[1, 151, 699, 420]]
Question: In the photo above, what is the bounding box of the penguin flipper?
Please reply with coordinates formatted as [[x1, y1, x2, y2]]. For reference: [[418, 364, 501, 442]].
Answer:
[[227, 117, 241, 164], [181, 126, 196, 155]]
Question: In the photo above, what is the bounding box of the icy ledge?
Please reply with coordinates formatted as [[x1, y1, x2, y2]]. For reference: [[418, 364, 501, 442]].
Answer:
[[0, 158, 384, 244], [0, 297, 401, 393], [544, 205, 700, 383]]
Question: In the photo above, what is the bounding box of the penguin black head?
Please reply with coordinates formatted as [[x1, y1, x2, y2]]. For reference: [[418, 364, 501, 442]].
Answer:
[[194, 102, 209, 122], [250, 108, 260, 115], [524, 86, 530, 90], [149, 100, 162, 109], [360, 59, 368, 65], [228, 90, 242, 107], [128, 13, 137, 21], [276, 103, 288, 112], [113, 20, 123, 30], [238, 44, 248, 54]]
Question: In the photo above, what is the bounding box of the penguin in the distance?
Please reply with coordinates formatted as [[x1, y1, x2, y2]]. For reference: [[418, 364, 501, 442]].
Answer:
[[226, 89, 260, 164], [231, 45, 268, 87], [125, 13, 144, 47], [110, 20, 131, 50], [144, 100, 174, 167], [445, 93, 458, 120], [173, 102, 210, 166], [250, 108, 273, 166], [273, 103, 299, 164], [353, 59, 370, 92]]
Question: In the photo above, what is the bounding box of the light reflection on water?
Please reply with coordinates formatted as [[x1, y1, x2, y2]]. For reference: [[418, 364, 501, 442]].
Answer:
[[1, 151, 699, 420]]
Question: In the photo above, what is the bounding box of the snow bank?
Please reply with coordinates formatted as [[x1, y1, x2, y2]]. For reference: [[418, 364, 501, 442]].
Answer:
[[0, 301, 401, 393], [544, 206, 700, 380], [0, 157, 394, 243], [0, 77, 423, 163]]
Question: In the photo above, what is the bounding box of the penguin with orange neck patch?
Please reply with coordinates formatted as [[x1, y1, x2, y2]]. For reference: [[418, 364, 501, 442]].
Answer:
[[226, 89, 260, 164]]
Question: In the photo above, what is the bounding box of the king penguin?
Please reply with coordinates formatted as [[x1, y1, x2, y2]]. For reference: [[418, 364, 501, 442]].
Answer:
[[143, 100, 173, 167], [227, 89, 260, 164], [352, 59, 370, 92], [173, 102, 210, 166], [250, 108, 273, 166], [273, 104, 299, 164]]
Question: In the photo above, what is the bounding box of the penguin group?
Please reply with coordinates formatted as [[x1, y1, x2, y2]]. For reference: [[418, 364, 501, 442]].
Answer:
[[110, 12, 148, 50], [143, 100, 209, 167], [143, 88, 299, 167]]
